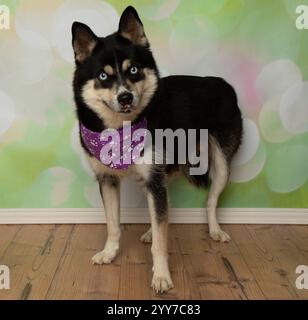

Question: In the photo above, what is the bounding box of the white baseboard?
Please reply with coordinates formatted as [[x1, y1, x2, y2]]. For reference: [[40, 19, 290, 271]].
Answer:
[[0, 208, 307, 224]]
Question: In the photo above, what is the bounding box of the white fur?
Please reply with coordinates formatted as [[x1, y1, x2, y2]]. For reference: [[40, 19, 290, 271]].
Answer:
[[89, 157, 121, 264], [140, 227, 152, 243], [207, 137, 231, 242], [147, 193, 174, 293], [88, 154, 154, 263], [82, 80, 140, 129]]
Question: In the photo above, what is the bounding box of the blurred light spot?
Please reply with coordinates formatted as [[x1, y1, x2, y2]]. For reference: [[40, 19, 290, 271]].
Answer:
[[259, 96, 293, 143], [52, 0, 119, 63], [266, 145, 308, 193], [0, 90, 15, 136], [280, 82, 308, 134], [230, 143, 266, 183], [135, 0, 180, 20], [232, 118, 260, 166], [255, 59, 302, 103]]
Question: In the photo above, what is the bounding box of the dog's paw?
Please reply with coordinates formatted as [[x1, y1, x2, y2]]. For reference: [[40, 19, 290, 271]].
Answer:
[[210, 229, 231, 242], [91, 249, 117, 265], [151, 275, 174, 294], [140, 229, 152, 243]]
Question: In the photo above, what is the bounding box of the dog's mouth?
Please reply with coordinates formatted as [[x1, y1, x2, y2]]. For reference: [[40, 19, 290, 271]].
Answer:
[[101, 99, 134, 114], [120, 104, 134, 113]]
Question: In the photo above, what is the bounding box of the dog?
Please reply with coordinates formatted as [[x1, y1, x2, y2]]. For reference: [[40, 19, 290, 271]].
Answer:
[[71, 6, 243, 293]]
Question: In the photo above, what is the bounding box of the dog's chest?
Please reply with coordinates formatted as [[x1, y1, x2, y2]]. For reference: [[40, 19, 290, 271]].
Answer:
[[87, 153, 152, 183]]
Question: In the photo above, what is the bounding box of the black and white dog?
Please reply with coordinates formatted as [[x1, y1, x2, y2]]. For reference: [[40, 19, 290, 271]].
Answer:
[[71, 6, 243, 293]]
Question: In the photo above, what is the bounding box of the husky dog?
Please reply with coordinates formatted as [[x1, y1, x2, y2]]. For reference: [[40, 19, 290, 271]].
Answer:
[[71, 6, 243, 293]]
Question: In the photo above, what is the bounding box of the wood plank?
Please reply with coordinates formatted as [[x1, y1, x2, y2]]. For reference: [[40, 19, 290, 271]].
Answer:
[[118, 224, 151, 299], [167, 225, 202, 300], [45, 224, 121, 300], [287, 225, 308, 260], [229, 224, 298, 300], [210, 225, 266, 300], [0, 225, 22, 258], [0, 224, 72, 300], [245, 225, 308, 298], [0, 224, 306, 300], [174, 224, 235, 300], [271, 225, 308, 299]]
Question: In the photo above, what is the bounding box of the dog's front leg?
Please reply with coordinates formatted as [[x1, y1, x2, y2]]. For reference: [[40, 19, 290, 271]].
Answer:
[[92, 174, 121, 264], [146, 172, 174, 293]]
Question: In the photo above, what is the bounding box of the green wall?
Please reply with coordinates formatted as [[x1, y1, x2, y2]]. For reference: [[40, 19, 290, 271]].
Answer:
[[0, 0, 307, 208]]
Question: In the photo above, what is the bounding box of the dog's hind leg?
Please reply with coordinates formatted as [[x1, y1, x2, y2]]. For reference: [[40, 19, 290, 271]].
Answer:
[[206, 137, 231, 242], [140, 227, 152, 243], [92, 174, 121, 264]]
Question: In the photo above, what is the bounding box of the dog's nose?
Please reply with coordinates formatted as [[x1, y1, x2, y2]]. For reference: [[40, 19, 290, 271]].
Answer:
[[117, 92, 133, 107]]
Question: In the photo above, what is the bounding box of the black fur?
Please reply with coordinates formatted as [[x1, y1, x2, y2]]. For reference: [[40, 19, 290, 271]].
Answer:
[[140, 75, 243, 187], [146, 168, 168, 222]]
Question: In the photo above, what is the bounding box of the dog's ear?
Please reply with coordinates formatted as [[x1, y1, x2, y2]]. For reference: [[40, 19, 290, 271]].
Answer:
[[118, 6, 148, 47], [72, 22, 98, 63]]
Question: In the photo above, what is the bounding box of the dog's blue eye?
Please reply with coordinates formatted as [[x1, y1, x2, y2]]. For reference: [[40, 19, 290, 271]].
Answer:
[[99, 72, 108, 81], [130, 67, 138, 75]]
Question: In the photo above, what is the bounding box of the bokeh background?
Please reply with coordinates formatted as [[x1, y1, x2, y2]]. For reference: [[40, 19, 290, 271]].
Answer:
[[0, 0, 307, 209]]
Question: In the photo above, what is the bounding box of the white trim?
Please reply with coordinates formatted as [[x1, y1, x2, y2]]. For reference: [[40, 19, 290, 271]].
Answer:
[[0, 208, 307, 224]]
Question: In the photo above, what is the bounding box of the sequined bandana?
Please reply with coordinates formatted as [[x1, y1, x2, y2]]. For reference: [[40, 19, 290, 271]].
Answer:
[[79, 118, 147, 170]]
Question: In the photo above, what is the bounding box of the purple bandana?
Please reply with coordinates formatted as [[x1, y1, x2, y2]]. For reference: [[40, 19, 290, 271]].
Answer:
[[80, 118, 147, 170]]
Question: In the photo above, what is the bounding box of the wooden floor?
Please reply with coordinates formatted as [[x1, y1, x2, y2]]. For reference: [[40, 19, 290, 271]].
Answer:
[[0, 224, 308, 300]]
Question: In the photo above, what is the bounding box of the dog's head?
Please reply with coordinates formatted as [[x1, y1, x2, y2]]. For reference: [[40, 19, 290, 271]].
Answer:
[[72, 6, 159, 128]]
